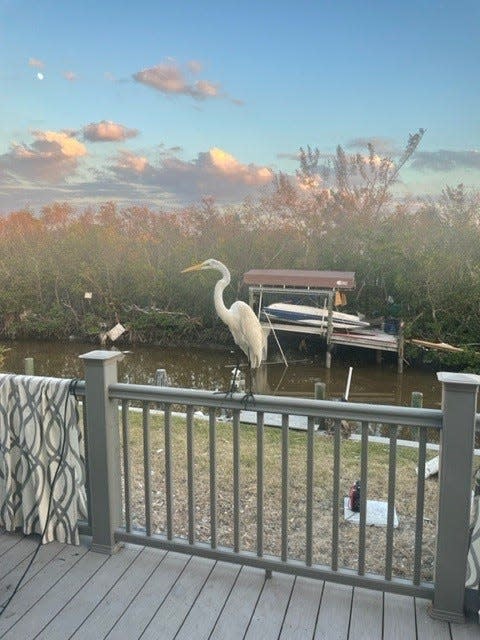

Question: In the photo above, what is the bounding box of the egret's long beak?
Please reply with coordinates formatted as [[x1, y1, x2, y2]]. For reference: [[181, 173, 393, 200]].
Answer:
[[181, 262, 204, 274]]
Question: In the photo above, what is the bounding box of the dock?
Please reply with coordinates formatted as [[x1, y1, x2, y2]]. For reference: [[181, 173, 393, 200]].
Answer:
[[243, 269, 404, 373]]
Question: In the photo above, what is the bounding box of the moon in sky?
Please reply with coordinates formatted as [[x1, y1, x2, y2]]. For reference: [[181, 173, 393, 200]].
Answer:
[[37, 72, 44, 80]]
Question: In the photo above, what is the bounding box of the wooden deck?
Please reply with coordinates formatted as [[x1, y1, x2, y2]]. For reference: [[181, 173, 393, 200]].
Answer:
[[0, 531, 477, 640]]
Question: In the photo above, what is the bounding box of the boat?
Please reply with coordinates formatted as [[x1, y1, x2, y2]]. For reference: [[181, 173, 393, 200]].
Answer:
[[262, 302, 370, 329]]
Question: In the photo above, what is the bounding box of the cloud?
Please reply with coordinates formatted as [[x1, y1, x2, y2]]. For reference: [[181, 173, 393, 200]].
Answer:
[[114, 150, 150, 174], [132, 60, 240, 103], [0, 130, 86, 183], [82, 120, 139, 142], [63, 70, 78, 82], [409, 149, 480, 172], [277, 151, 301, 161], [346, 136, 397, 155], [187, 60, 203, 74], [108, 146, 273, 201], [28, 57, 44, 69]]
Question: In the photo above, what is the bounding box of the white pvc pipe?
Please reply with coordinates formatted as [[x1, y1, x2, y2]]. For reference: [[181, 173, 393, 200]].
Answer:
[[344, 366, 353, 401]]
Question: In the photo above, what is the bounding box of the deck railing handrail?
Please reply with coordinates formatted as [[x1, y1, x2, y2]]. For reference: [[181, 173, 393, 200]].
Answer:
[[78, 351, 480, 624], [74, 378, 480, 431], [107, 382, 443, 428]]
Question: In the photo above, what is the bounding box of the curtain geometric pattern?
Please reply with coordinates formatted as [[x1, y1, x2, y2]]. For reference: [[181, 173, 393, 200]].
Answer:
[[466, 493, 480, 588], [0, 374, 87, 544]]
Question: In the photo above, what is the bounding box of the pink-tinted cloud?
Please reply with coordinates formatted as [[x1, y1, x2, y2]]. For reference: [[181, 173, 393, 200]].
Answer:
[[0, 130, 86, 183], [187, 60, 203, 74], [28, 57, 44, 69], [63, 70, 78, 82], [193, 79, 219, 98], [115, 150, 149, 174], [83, 120, 139, 142], [109, 146, 273, 200], [133, 60, 241, 103]]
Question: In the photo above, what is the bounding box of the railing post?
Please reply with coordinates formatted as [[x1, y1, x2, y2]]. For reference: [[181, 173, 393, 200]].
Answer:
[[79, 350, 124, 554], [430, 372, 480, 622]]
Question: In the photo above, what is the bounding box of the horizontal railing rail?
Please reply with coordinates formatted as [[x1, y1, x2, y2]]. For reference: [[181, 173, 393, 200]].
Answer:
[[108, 382, 443, 428]]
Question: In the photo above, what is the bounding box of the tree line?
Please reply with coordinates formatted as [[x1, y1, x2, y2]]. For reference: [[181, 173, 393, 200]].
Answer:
[[1, 132, 479, 367]]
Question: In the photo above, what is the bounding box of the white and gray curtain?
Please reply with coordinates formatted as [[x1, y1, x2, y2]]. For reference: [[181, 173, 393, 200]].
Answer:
[[466, 489, 480, 588], [0, 374, 87, 545]]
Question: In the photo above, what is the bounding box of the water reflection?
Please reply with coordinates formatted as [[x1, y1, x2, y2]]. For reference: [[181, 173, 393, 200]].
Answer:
[[2, 340, 442, 408]]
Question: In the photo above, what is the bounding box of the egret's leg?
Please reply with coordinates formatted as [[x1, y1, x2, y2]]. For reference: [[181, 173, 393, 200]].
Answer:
[[241, 363, 256, 408]]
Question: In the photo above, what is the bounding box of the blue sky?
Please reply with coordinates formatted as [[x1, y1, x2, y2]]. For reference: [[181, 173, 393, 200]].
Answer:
[[1, 0, 479, 213]]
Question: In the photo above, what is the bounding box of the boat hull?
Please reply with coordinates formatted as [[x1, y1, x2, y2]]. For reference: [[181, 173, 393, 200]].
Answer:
[[262, 303, 370, 329]]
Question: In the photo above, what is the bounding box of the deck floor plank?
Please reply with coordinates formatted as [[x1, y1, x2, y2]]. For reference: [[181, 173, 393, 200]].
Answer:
[[174, 561, 241, 640], [1, 550, 107, 640], [244, 571, 295, 640], [0, 535, 478, 640], [450, 616, 480, 639], [0, 531, 29, 556], [314, 581, 352, 640], [383, 592, 416, 639], [105, 551, 190, 640], [140, 555, 216, 640], [279, 576, 323, 639], [415, 598, 451, 640], [348, 587, 383, 640], [0, 541, 65, 606], [34, 544, 144, 640], [209, 565, 266, 640], [69, 546, 166, 640], [0, 544, 89, 637], [0, 535, 43, 579]]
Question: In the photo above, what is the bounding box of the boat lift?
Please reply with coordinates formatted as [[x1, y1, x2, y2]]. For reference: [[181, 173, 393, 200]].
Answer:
[[243, 269, 404, 373]]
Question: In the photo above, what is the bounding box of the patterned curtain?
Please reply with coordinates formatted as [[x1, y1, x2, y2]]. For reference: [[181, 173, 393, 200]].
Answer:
[[466, 485, 480, 588], [0, 374, 87, 545]]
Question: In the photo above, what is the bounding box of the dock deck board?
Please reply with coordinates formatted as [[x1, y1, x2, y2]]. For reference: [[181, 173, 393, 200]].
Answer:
[[0, 532, 477, 640]]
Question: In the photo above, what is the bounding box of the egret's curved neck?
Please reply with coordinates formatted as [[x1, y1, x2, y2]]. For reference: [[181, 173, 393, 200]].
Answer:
[[213, 264, 231, 324]]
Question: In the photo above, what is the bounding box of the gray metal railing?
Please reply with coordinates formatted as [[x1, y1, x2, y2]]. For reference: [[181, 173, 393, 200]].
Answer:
[[79, 351, 480, 624]]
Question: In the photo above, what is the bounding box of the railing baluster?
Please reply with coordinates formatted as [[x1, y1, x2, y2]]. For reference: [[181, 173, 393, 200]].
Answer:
[[233, 409, 240, 553], [142, 402, 152, 536], [413, 427, 427, 585], [385, 424, 398, 580], [281, 414, 289, 562], [306, 416, 314, 567], [209, 408, 217, 549], [332, 418, 341, 571], [164, 403, 173, 540], [121, 400, 131, 533], [358, 421, 369, 575], [186, 405, 195, 545], [256, 411, 264, 557]]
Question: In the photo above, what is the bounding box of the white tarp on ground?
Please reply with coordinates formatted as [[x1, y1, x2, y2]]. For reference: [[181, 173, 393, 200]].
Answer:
[[0, 374, 86, 544]]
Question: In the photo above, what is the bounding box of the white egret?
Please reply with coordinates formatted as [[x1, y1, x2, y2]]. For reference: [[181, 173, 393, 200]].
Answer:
[[181, 258, 265, 393]]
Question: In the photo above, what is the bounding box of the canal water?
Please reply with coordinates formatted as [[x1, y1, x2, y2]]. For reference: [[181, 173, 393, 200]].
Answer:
[[2, 340, 443, 408]]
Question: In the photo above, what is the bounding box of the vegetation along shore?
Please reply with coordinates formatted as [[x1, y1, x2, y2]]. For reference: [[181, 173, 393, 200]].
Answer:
[[1, 134, 480, 371]]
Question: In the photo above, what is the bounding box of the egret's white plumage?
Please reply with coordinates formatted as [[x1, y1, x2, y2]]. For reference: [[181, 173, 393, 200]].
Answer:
[[181, 259, 265, 370]]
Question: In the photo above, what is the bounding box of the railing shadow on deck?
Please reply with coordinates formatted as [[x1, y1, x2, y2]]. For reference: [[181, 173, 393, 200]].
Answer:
[[74, 351, 480, 624]]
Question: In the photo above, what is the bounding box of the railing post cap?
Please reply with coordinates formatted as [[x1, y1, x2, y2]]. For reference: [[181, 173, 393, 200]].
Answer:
[[79, 350, 125, 363], [437, 371, 480, 386]]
